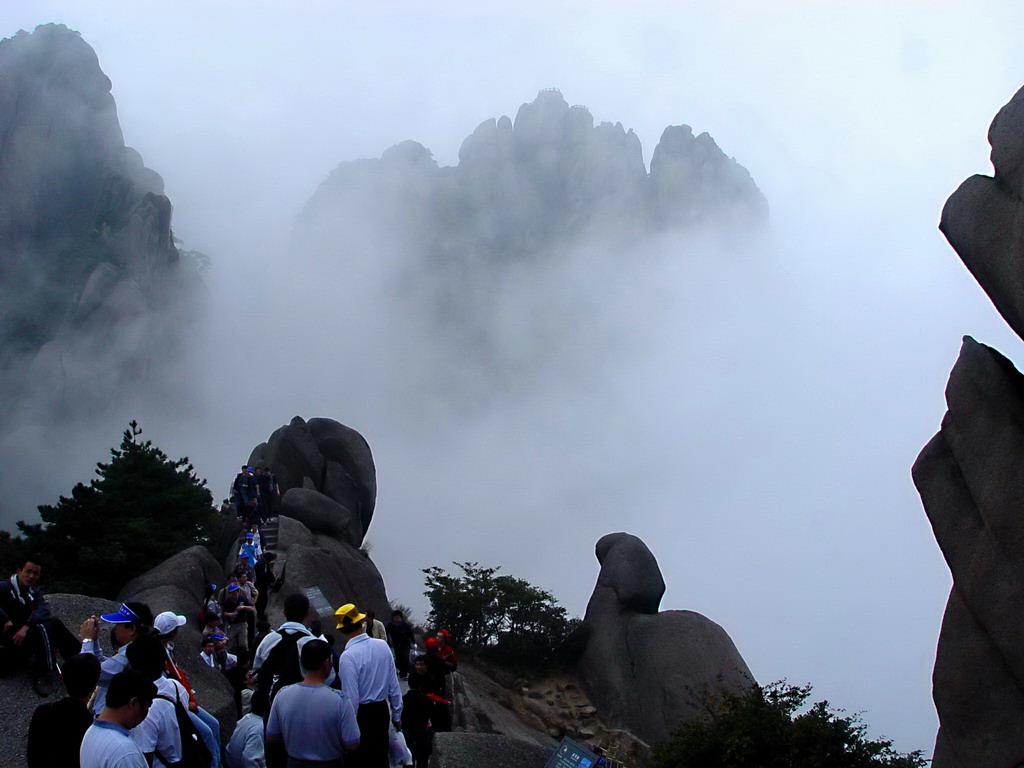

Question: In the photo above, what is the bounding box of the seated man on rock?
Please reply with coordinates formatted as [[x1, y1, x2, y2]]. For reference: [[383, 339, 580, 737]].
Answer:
[[0, 555, 82, 695]]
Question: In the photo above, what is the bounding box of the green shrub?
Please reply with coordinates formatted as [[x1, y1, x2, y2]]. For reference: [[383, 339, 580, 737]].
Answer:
[[650, 680, 925, 768], [0, 421, 217, 597]]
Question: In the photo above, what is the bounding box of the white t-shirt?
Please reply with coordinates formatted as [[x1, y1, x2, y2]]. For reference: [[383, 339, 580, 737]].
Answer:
[[130, 677, 189, 767]]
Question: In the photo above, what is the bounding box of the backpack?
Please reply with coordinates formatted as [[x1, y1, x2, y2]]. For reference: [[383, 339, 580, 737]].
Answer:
[[155, 691, 212, 768], [253, 628, 305, 714]]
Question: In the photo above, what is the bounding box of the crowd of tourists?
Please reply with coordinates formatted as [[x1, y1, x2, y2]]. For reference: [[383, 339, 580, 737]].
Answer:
[[1, 547, 459, 768]]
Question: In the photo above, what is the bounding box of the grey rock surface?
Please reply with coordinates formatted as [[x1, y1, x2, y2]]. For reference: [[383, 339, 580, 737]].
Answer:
[[593, 532, 665, 614], [270, 515, 390, 623], [579, 532, 752, 745], [429, 733, 552, 768], [281, 487, 362, 547], [914, 339, 1024, 767], [118, 544, 223, 608], [451, 664, 559, 749], [916, 80, 1024, 768], [247, 416, 377, 540]]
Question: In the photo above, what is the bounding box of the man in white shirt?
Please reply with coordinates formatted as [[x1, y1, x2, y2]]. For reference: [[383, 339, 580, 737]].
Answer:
[[126, 635, 195, 767], [80, 669, 156, 768], [337, 603, 402, 768], [225, 694, 267, 768]]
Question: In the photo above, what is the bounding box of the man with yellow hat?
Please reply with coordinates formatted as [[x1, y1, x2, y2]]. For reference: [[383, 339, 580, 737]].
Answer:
[[336, 603, 402, 768]]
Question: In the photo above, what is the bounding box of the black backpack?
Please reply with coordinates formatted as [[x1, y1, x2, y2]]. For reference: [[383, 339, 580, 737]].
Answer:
[[253, 628, 305, 713], [155, 692, 212, 768]]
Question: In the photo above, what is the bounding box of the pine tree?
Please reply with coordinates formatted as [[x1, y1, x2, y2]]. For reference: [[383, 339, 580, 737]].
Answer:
[[1, 421, 216, 597]]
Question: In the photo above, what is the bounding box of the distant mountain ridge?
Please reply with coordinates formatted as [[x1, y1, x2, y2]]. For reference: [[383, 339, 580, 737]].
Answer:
[[0, 24, 200, 425], [298, 88, 766, 264]]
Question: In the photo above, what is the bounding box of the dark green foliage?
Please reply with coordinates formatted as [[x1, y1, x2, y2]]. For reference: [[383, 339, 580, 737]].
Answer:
[[422, 562, 582, 676], [0, 421, 216, 597], [650, 680, 926, 768]]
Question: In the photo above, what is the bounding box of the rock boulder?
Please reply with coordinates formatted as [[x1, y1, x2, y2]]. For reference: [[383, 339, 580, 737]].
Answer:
[[915, 80, 1024, 768], [281, 488, 362, 548], [247, 416, 377, 541], [579, 532, 752, 745]]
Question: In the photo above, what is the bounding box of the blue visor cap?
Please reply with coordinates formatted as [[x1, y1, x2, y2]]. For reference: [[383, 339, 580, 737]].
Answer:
[[100, 603, 141, 624], [227, 583, 240, 592], [211, 632, 227, 641]]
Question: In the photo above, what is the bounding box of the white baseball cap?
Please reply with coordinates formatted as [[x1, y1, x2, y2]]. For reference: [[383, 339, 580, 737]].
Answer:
[[154, 611, 187, 636]]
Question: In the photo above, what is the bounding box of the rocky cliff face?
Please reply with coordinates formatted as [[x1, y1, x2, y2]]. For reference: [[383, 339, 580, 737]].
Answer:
[[579, 532, 752, 745], [0, 24, 200, 426], [913, 82, 1024, 767]]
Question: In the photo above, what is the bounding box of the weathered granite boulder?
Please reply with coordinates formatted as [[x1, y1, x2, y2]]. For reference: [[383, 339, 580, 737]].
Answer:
[[281, 488, 362, 548], [429, 733, 552, 768], [914, 339, 1024, 767], [915, 81, 1024, 768], [579, 532, 752, 745], [118, 545, 223, 608], [266, 515, 389, 625], [247, 416, 376, 540], [593, 532, 665, 613]]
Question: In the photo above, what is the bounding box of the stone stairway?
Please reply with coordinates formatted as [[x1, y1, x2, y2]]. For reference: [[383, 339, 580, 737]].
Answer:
[[261, 515, 280, 552]]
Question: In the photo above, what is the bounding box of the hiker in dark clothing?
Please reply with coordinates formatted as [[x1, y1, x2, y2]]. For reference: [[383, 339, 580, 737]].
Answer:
[[385, 610, 415, 679], [232, 466, 257, 519], [401, 672, 434, 768], [411, 651, 450, 732], [0, 556, 82, 696], [26, 652, 101, 767], [255, 467, 278, 523], [254, 552, 277, 621]]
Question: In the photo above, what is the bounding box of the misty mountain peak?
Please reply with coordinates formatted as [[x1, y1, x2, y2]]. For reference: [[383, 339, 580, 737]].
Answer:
[[0, 24, 198, 427]]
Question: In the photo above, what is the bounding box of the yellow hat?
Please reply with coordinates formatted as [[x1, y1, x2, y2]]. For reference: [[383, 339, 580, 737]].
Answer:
[[335, 603, 367, 630]]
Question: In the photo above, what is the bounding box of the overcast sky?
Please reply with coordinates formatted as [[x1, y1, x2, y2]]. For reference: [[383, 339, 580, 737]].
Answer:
[[8, 1, 1024, 757]]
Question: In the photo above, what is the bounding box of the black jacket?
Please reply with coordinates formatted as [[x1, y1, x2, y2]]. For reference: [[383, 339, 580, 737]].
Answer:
[[0, 578, 52, 629]]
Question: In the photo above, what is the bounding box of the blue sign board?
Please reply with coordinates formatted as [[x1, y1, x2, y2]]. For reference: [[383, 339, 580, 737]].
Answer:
[[545, 737, 600, 768]]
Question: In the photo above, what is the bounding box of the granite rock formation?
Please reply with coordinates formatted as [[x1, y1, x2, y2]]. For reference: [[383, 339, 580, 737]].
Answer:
[[247, 417, 389, 622], [248, 416, 376, 540], [0, 24, 201, 427], [272, 513, 390, 621], [913, 82, 1024, 768], [579, 532, 752, 745]]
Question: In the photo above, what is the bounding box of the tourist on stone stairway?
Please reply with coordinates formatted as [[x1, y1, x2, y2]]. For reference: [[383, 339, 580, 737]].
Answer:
[[254, 552, 278, 621], [26, 651, 101, 767], [433, 629, 458, 673], [81, 601, 155, 714], [365, 611, 388, 643], [221, 583, 252, 661], [337, 603, 402, 768], [419, 641, 451, 732], [256, 466, 279, 523], [384, 610, 415, 679], [401, 672, 434, 768], [265, 639, 360, 768], [225, 687, 268, 768], [253, 593, 338, 715], [79, 669, 157, 768], [155, 611, 223, 768], [232, 466, 257, 520], [0, 555, 83, 696], [202, 584, 221, 626], [235, 572, 259, 650]]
